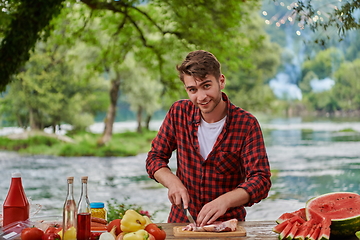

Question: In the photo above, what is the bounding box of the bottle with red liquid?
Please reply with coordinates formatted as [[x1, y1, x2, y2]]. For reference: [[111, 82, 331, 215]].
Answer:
[[62, 177, 77, 240], [2, 172, 30, 227], [77, 176, 91, 240]]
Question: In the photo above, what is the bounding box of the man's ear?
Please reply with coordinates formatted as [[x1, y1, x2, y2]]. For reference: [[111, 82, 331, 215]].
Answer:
[[219, 74, 226, 89]]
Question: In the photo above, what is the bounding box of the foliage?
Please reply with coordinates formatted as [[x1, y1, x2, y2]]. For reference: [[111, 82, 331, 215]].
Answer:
[[293, 0, 360, 42], [0, 129, 157, 157], [333, 59, 360, 110], [106, 198, 153, 222], [225, 12, 281, 112], [0, 0, 65, 90], [0, 32, 108, 130], [0, 135, 61, 152], [301, 47, 344, 80]]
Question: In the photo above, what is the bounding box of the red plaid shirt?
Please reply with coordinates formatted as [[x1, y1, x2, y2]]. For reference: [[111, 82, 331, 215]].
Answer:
[[146, 93, 271, 223]]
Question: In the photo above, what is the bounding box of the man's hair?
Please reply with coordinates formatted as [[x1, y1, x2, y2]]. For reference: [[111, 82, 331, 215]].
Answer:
[[176, 50, 221, 82]]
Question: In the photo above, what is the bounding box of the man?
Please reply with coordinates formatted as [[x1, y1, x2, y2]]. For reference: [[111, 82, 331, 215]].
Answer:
[[146, 50, 271, 226]]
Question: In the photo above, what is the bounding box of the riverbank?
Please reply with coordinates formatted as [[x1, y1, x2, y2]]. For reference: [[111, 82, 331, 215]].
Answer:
[[0, 129, 157, 157], [1, 118, 359, 157]]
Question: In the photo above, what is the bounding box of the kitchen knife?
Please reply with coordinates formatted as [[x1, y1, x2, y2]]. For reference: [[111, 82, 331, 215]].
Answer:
[[184, 208, 197, 226]]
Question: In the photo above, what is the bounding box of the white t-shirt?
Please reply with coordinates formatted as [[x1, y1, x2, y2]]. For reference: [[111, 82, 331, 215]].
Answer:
[[198, 116, 227, 160]]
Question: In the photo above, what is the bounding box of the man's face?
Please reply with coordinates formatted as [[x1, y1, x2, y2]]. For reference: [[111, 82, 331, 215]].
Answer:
[[183, 74, 225, 115]]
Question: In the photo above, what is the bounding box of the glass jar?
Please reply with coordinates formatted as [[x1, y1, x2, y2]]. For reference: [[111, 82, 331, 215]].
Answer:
[[90, 202, 107, 220]]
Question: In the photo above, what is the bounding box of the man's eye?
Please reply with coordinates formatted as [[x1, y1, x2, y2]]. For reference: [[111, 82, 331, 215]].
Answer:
[[204, 84, 211, 89], [189, 88, 196, 93]]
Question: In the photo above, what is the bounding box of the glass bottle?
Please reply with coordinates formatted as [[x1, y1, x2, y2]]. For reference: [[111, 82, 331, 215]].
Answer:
[[2, 172, 30, 227], [77, 176, 91, 240], [63, 177, 77, 240]]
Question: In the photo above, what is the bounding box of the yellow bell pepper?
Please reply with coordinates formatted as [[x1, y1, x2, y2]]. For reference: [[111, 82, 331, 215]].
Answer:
[[143, 216, 153, 226], [123, 230, 149, 240], [121, 209, 147, 232]]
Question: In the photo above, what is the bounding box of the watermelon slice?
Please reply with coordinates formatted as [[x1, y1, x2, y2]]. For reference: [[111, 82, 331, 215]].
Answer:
[[279, 219, 295, 240], [293, 219, 315, 240], [306, 192, 360, 236], [318, 219, 331, 240], [273, 219, 291, 233], [305, 222, 318, 240], [308, 224, 321, 240], [277, 208, 306, 224], [277, 212, 296, 224], [285, 222, 301, 240]]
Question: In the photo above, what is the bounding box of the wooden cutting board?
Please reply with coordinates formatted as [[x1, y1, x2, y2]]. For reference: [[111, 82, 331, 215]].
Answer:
[[173, 225, 246, 238]]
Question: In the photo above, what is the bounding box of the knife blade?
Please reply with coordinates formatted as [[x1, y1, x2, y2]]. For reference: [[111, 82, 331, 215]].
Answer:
[[184, 208, 197, 226]]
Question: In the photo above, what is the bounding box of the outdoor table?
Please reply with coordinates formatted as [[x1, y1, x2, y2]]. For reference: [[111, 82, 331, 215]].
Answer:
[[157, 221, 359, 239]]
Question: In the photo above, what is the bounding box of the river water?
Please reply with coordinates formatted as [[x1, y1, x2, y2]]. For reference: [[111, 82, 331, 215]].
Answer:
[[1, 117, 360, 223]]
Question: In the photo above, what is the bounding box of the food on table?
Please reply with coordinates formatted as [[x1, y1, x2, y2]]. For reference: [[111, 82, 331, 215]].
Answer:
[[90, 232, 102, 240], [42, 233, 61, 240], [99, 226, 116, 240], [144, 223, 166, 240], [107, 219, 122, 236], [21, 227, 44, 240], [273, 192, 360, 239], [91, 217, 108, 225], [90, 202, 107, 220], [91, 216, 108, 231], [120, 210, 146, 232], [122, 229, 154, 240], [182, 218, 238, 232], [63, 226, 76, 240], [45, 225, 62, 235]]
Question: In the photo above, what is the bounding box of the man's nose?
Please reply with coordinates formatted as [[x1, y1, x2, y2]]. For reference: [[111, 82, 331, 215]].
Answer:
[[197, 89, 207, 101]]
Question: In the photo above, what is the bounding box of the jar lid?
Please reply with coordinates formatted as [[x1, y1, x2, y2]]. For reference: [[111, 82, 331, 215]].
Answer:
[[90, 202, 105, 208]]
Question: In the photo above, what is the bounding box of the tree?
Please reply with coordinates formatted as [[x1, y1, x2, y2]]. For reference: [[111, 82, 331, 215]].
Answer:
[[50, 1, 263, 144], [333, 59, 360, 110], [224, 12, 281, 112], [0, 0, 65, 91], [301, 47, 344, 80], [0, 36, 108, 131], [293, 0, 360, 43]]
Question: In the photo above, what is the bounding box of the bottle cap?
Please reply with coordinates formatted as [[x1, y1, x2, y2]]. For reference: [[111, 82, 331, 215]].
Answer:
[[67, 176, 74, 183], [81, 176, 88, 183], [90, 202, 105, 208], [11, 172, 21, 178]]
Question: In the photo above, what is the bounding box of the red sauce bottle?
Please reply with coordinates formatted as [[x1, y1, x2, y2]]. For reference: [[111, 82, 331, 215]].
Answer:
[[3, 172, 30, 227]]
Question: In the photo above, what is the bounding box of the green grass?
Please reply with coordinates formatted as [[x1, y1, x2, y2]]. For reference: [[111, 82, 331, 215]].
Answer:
[[0, 129, 157, 157]]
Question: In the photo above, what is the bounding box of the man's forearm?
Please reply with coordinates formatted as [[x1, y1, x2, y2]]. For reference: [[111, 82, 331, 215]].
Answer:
[[154, 167, 181, 189], [218, 188, 250, 209]]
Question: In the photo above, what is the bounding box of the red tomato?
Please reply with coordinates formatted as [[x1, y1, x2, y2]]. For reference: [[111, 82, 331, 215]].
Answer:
[[107, 219, 122, 236], [42, 233, 60, 240], [90, 232, 102, 240], [45, 225, 62, 234], [148, 233, 156, 240], [145, 224, 166, 240], [21, 227, 44, 240]]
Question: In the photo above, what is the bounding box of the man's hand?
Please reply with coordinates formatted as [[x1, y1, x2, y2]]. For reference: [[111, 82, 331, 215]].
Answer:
[[196, 188, 250, 227], [154, 167, 190, 209]]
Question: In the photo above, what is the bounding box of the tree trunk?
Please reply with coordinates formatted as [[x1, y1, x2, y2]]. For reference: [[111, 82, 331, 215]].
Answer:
[[145, 114, 152, 131], [136, 106, 143, 133], [97, 76, 121, 146], [29, 107, 41, 130]]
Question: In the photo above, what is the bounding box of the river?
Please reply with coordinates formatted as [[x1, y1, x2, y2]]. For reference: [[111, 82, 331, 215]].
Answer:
[[1, 117, 360, 223]]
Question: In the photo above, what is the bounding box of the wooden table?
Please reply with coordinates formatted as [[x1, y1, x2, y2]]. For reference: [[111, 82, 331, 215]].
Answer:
[[157, 221, 359, 240], [158, 221, 279, 239]]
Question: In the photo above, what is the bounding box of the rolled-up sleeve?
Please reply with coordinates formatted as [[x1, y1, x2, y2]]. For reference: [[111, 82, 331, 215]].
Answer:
[[146, 106, 177, 179], [237, 120, 271, 206]]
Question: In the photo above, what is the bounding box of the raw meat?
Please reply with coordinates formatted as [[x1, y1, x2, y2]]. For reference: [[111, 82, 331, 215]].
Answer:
[[182, 218, 238, 232]]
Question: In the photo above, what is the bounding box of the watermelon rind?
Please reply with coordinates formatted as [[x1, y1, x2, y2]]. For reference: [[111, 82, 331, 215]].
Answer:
[[306, 192, 360, 237], [355, 230, 360, 239]]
